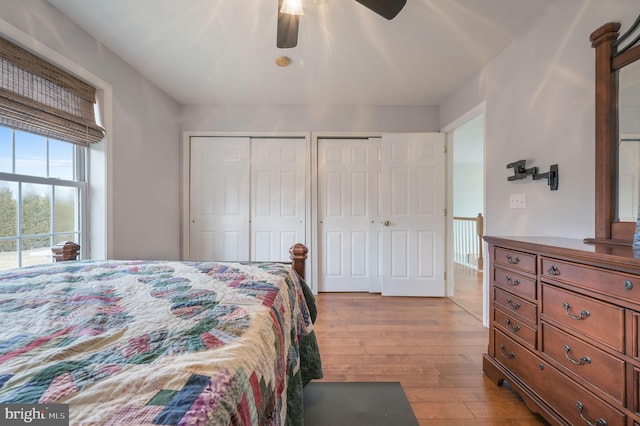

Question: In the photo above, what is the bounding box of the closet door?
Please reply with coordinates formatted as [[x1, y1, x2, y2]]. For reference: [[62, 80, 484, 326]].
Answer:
[[189, 137, 250, 261], [381, 132, 446, 296], [317, 138, 381, 291], [251, 138, 307, 262], [316, 133, 445, 296]]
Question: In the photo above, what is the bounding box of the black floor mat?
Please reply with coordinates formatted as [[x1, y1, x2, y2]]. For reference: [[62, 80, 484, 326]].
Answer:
[[303, 382, 419, 426]]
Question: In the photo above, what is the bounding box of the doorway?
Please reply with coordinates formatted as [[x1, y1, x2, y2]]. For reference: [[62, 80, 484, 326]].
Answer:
[[444, 110, 485, 322]]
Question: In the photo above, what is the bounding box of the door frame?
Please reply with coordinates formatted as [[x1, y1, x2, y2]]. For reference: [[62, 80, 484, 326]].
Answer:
[[441, 102, 488, 325], [180, 131, 313, 282]]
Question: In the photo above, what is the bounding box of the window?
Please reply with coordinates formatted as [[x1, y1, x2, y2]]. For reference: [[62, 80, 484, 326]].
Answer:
[[0, 35, 105, 270], [0, 126, 86, 270]]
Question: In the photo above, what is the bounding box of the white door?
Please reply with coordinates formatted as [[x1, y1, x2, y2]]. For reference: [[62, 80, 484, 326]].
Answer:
[[251, 138, 307, 262], [317, 138, 381, 292], [381, 133, 446, 296], [618, 137, 640, 222], [190, 137, 250, 261]]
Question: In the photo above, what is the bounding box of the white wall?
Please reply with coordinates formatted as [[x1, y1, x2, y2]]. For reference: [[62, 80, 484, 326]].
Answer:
[[440, 0, 640, 239], [454, 164, 483, 217], [0, 0, 181, 260], [180, 104, 440, 133], [452, 114, 484, 217]]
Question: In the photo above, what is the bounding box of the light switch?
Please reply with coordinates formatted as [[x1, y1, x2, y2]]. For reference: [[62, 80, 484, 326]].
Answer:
[[509, 193, 526, 209]]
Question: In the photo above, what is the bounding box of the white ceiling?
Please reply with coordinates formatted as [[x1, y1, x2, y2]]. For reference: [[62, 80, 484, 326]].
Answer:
[[46, 0, 555, 106]]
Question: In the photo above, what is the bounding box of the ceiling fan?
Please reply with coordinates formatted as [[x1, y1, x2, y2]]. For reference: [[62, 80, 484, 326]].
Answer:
[[277, 0, 407, 48]]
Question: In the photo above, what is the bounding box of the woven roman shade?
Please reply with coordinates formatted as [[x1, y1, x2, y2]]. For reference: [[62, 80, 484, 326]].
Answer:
[[0, 36, 105, 146]]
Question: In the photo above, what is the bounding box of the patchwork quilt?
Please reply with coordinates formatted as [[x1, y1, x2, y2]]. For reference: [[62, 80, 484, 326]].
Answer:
[[0, 260, 322, 425]]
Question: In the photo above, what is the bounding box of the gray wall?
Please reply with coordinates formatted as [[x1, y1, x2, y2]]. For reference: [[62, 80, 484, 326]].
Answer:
[[179, 104, 440, 133], [0, 0, 181, 260], [440, 0, 640, 239], [5, 0, 639, 260]]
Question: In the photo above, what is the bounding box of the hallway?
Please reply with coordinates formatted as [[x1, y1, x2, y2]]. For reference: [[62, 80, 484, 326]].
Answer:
[[450, 262, 484, 322]]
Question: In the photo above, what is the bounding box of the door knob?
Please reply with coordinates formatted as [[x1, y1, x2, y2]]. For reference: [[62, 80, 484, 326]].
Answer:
[[384, 220, 391, 226]]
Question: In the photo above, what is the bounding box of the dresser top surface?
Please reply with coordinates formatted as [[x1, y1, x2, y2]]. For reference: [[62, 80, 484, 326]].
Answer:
[[484, 236, 640, 274]]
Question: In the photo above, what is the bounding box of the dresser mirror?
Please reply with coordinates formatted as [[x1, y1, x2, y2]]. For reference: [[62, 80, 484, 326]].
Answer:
[[590, 15, 640, 244], [618, 60, 640, 222]]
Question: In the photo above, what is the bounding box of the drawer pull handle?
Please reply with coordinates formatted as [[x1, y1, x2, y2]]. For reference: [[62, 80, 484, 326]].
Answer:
[[506, 255, 520, 264], [563, 344, 591, 365], [506, 298, 521, 310], [576, 401, 607, 426], [624, 280, 633, 290], [505, 275, 521, 286], [548, 265, 560, 275], [563, 302, 590, 320], [505, 319, 520, 333], [498, 343, 515, 359]]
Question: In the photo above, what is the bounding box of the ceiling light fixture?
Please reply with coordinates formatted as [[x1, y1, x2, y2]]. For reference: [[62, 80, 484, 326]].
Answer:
[[280, 0, 304, 15], [275, 56, 291, 67]]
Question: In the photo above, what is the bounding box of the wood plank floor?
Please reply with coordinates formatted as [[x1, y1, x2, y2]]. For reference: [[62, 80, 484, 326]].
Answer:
[[450, 262, 484, 322], [312, 282, 548, 424]]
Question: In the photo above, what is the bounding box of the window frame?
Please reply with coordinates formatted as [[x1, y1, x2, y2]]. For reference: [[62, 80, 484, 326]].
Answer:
[[0, 127, 87, 268]]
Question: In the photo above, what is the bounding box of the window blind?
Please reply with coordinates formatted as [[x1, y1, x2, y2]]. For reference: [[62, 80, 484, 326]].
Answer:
[[0, 36, 105, 147]]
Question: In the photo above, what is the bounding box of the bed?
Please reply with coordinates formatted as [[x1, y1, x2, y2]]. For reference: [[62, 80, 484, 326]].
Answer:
[[0, 243, 322, 425]]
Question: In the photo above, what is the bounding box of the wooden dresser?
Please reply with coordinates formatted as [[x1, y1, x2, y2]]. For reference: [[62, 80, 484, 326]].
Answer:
[[484, 236, 640, 426]]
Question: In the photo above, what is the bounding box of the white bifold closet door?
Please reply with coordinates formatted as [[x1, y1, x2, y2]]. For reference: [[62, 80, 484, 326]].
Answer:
[[318, 138, 382, 292], [189, 136, 306, 262], [318, 133, 445, 296]]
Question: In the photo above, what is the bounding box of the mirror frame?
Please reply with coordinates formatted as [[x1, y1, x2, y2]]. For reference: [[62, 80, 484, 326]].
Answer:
[[590, 17, 640, 245]]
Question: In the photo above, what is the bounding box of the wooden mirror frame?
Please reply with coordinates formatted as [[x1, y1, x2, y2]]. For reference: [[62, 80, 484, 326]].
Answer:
[[589, 17, 640, 245]]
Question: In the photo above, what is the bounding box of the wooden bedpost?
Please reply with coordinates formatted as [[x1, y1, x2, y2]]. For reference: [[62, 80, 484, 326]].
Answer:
[[289, 243, 308, 280], [52, 241, 80, 262]]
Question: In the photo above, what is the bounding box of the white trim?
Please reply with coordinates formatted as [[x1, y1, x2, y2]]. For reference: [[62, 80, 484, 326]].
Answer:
[[441, 102, 486, 133], [445, 130, 454, 298], [0, 18, 114, 260], [441, 102, 489, 326]]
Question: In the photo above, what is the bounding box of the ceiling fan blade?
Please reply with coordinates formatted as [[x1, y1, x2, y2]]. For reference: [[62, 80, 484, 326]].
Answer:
[[277, 0, 300, 48], [354, 0, 407, 20]]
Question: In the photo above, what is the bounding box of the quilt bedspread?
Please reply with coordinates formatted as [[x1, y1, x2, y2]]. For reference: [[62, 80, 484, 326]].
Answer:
[[0, 260, 321, 425]]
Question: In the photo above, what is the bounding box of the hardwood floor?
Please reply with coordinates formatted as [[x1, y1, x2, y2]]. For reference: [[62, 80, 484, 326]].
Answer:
[[312, 287, 548, 424], [450, 262, 484, 322]]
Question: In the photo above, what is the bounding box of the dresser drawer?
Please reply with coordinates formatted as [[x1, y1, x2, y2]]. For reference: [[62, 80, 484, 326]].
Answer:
[[494, 247, 537, 275], [493, 331, 626, 426], [541, 284, 625, 352], [541, 323, 625, 404], [541, 257, 640, 303], [494, 287, 537, 324], [633, 366, 640, 414], [492, 329, 544, 390], [494, 308, 537, 349], [533, 354, 626, 426], [493, 267, 536, 299], [631, 311, 640, 360]]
